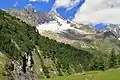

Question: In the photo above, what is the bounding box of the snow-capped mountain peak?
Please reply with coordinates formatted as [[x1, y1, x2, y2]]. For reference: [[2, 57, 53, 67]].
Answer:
[[36, 11, 95, 37], [36, 8, 75, 33], [36, 15, 74, 33]]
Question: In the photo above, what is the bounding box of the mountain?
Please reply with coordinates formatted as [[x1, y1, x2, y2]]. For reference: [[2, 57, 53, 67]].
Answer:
[[95, 24, 120, 39], [0, 9, 103, 80], [2, 8, 120, 80], [6, 8, 120, 50], [6, 8, 54, 26], [7, 8, 120, 50]]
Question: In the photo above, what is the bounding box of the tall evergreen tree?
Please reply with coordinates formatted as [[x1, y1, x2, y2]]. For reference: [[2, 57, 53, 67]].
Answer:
[[109, 48, 118, 68]]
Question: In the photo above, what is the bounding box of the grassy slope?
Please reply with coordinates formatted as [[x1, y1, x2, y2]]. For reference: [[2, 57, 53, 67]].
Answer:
[[0, 53, 9, 80], [46, 69, 120, 80]]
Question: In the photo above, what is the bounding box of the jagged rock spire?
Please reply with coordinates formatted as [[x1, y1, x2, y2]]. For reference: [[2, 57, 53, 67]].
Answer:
[[49, 7, 64, 20]]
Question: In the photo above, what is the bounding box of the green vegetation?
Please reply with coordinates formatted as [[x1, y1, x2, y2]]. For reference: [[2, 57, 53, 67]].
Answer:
[[0, 9, 93, 78], [0, 9, 120, 79], [0, 53, 9, 80], [46, 69, 120, 80]]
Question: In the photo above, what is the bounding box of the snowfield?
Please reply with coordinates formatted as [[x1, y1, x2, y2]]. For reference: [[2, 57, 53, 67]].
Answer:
[[36, 16, 95, 35], [36, 21, 74, 33], [36, 17, 75, 33]]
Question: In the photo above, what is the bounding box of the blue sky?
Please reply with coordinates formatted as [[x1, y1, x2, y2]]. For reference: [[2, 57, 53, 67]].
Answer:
[[95, 23, 108, 29], [56, 0, 85, 20], [0, 0, 84, 20]]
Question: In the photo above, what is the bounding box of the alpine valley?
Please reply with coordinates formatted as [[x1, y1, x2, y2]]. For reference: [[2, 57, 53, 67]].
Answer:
[[0, 7, 120, 80]]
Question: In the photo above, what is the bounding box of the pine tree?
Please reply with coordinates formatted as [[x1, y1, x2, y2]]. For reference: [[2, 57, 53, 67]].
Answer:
[[109, 48, 118, 68]]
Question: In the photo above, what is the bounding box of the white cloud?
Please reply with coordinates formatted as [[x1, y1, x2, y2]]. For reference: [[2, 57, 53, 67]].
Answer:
[[73, 0, 120, 24], [26, 3, 34, 8], [29, 0, 49, 2], [29, 0, 37, 2], [27, 3, 33, 6], [53, 0, 80, 10], [29, 0, 80, 11], [13, 2, 18, 7]]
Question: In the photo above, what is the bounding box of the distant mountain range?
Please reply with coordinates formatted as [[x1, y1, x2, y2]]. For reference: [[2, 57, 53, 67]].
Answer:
[[6, 8, 120, 42], [6, 8, 54, 26]]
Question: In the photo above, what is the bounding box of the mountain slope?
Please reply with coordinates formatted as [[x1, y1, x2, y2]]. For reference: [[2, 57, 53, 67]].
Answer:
[[7, 8, 120, 55], [6, 8, 53, 26], [3, 8, 120, 80], [47, 69, 120, 80], [0, 9, 95, 80]]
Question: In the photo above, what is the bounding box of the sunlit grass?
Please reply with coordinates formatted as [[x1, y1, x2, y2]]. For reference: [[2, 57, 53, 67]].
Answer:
[[44, 69, 120, 80]]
